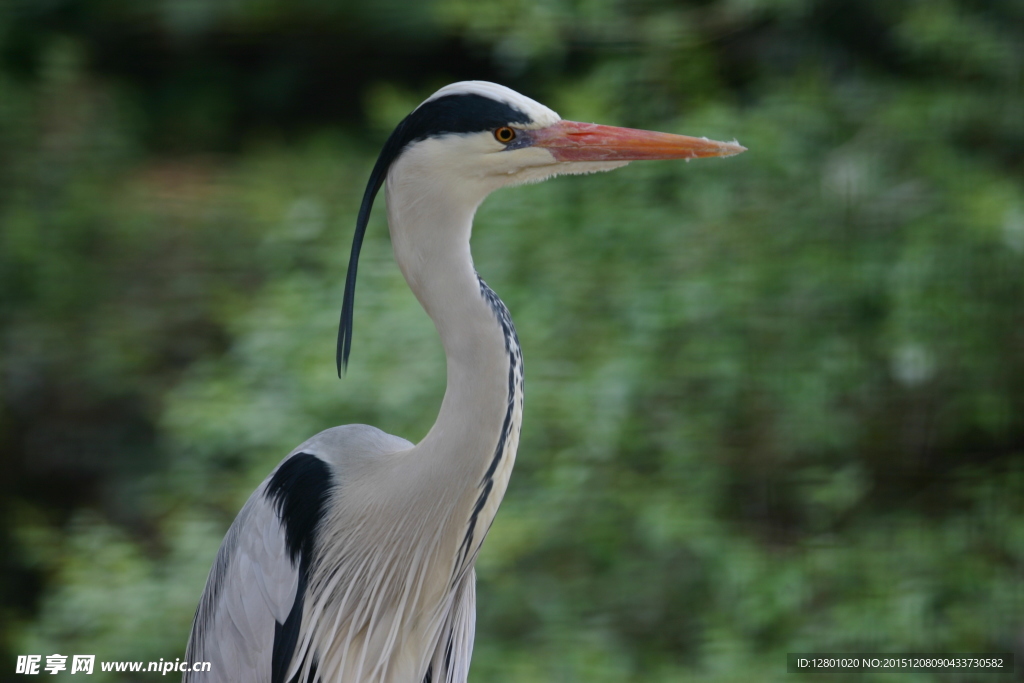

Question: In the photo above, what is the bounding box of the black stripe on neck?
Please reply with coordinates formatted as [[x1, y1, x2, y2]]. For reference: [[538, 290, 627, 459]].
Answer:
[[454, 276, 524, 573]]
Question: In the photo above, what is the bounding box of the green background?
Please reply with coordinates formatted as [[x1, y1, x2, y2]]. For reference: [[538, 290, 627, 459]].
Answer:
[[2, 0, 1023, 680]]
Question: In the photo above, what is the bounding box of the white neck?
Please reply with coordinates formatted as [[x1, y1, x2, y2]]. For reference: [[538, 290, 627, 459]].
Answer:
[[384, 156, 524, 556]]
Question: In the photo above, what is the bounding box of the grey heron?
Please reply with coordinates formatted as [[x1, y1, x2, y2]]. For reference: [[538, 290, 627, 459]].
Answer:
[[184, 81, 744, 683]]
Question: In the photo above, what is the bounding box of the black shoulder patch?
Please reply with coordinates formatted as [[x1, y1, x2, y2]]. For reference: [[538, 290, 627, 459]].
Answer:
[[336, 92, 534, 373], [265, 452, 333, 683], [265, 452, 333, 564]]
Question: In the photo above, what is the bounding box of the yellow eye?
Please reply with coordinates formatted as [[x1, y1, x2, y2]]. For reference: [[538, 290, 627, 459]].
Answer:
[[494, 126, 516, 143]]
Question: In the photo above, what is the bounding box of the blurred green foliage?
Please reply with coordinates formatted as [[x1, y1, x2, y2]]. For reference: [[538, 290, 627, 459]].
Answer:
[[2, 0, 1024, 681]]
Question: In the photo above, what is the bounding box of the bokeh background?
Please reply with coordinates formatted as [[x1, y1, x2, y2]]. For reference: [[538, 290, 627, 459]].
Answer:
[[2, 0, 1023, 681]]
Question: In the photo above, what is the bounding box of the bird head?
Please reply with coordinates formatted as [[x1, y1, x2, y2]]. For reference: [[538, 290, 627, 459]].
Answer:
[[337, 81, 746, 373], [381, 81, 745, 197]]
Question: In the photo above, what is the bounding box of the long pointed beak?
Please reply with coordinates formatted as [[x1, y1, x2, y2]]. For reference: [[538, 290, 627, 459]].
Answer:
[[531, 120, 746, 162]]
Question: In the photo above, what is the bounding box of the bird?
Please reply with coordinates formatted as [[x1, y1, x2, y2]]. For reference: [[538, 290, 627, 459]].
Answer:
[[183, 80, 744, 683]]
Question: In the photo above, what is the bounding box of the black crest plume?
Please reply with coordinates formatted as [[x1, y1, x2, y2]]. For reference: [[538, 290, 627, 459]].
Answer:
[[335, 135, 394, 376], [336, 92, 534, 375]]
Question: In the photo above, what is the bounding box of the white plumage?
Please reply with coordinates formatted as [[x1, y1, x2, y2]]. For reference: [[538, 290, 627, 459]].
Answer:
[[184, 81, 744, 683]]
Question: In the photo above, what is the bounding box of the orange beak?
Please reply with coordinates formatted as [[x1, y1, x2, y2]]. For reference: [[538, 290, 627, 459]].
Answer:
[[531, 120, 746, 162]]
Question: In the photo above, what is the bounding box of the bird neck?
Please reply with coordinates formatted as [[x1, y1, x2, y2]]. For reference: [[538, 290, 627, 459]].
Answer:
[[385, 179, 523, 494]]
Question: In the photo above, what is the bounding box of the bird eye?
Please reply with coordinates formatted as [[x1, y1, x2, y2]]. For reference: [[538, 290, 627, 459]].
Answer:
[[494, 127, 516, 144]]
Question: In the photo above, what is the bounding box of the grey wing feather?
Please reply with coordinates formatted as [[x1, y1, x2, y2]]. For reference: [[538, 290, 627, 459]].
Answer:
[[184, 485, 299, 682]]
